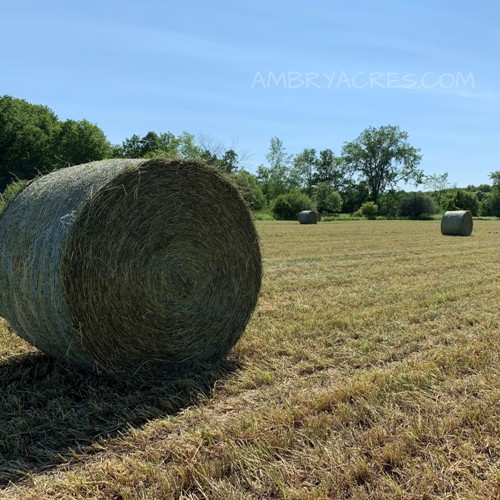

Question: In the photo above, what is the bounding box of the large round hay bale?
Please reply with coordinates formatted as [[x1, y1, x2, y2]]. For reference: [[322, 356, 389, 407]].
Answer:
[[0, 158, 262, 378], [298, 210, 318, 224], [441, 210, 473, 236]]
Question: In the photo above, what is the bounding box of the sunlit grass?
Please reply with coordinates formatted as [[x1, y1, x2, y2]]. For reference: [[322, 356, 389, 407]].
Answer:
[[1, 219, 499, 498]]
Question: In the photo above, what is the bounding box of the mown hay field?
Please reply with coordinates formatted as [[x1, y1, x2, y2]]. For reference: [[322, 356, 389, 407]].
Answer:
[[1, 220, 499, 499]]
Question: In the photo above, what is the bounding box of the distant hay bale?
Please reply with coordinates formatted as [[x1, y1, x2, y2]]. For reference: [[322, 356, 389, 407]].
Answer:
[[0, 158, 262, 378], [441, 210, 473, 236], [316, 212, 321, 222], [298, 210, 318, 224]]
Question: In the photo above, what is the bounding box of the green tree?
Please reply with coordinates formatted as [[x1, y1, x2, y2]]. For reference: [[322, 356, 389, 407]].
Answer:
[[121, 131, 175, 158], [489, 170, 500, 217], [341, 125, 423, 204], [423, 172, 451, 210], [228, 171, 265, 211], [220, 149, 239, 174], [314, 149, 346, 191], [272, 190, 312, 220], [0, 95, 59, 188], [378, 189, 404, 217], [257, 137, 292, 202], [341, 180, 370, 213], [290, 148, 316, 196], [119, 131, 205, 160], [120, 134, 144, 157], [479, 192, 494, 216], [314, 182, 342, 214], [443, 189, 479, 215], [399, 192, 436, 218], [489, 191, 500, 217], [53, 119, 110, 168], [202, 148, 240, 174], [267, 137, 291, 171], [177, 132, 206, 160]]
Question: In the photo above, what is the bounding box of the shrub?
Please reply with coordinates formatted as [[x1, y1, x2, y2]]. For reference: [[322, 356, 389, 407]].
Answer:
[[399, 192, 436, 218], [272, 190, 313, 220], [253, 210, 274, 221], [359, 201, 378, 219]]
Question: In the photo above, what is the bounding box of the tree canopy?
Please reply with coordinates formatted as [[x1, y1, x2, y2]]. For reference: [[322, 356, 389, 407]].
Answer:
[[0, 95, 111, 189], [341, 125, 423, 203], [0, 95, 59, 188], [53, 119, 111, 168], [3, 95, 497, 219]]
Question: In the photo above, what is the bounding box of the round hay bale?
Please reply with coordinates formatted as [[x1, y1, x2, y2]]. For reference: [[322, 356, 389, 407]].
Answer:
[[298, 210, 318, 224], [441, 210, 473, 236], [316, 212, 321, 222], [0, 158, 262, 378]]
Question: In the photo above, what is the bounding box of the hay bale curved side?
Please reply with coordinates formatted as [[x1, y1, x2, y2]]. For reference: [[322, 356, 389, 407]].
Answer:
[[0, 158, 262, 377], [441, 210, 473, 236], [298, 210, 318, 224], [0, 159, 136, 369]]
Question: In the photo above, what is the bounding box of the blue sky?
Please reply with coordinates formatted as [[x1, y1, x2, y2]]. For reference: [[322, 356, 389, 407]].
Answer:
[[1, 0, 499, 186]]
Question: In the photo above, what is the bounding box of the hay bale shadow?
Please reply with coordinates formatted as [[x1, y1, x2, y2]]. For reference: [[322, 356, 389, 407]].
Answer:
[[0, 351, 239, 486]]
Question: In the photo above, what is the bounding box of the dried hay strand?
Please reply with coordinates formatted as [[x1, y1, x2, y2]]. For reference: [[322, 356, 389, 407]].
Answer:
[[0, 158, 262, 378], [298, 210, 318, 224], [441, 210, 473, 236]]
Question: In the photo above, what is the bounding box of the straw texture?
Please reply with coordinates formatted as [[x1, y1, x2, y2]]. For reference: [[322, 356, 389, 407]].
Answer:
[[0, 158, 262, 378], [441, 210, 473, 236], [298, 210, 318, 224]]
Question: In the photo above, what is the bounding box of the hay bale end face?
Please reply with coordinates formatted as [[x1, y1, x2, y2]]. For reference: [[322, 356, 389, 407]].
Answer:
[[298, 210, 318, 224], [441, 210, 473, 236], [0, 158, 262, 378]]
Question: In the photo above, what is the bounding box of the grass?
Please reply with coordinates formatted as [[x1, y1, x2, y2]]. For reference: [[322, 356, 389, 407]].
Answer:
[[1, 219, 499, 499]]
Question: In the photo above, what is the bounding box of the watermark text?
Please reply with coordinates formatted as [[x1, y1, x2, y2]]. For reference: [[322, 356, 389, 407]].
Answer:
[[251, 71, 475, 90]]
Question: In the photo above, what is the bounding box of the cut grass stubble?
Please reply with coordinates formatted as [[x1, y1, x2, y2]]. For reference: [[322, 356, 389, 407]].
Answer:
[[1, 219, 499, 499]]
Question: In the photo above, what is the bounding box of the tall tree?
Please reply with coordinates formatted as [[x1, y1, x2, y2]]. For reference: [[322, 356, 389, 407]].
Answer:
[[119, 131, 205, 160], [228, 171, 265, 211], [200, 148, 239, 174], [266, 137, 291, 171], [119, 134, 144, 158], [314, 182, 342, 214], [341, 125, 423, 203], [290, 148, 316, 196], [53, 119, 110, 168], [423, 172, 451, 210], [443, 189, 480, 215], [120, 131, 164, 158], [176, 132, 205, 159], [257, 137, 292, 201], [488, 170, 500, 217], [0, 95, 59, 188], [220, 149, 239, 174], [314, 148, 346, 191], [341, 180, 370, 214]]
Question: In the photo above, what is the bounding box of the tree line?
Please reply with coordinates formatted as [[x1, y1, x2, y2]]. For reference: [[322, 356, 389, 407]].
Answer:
[[1, 95, 499, 218]]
